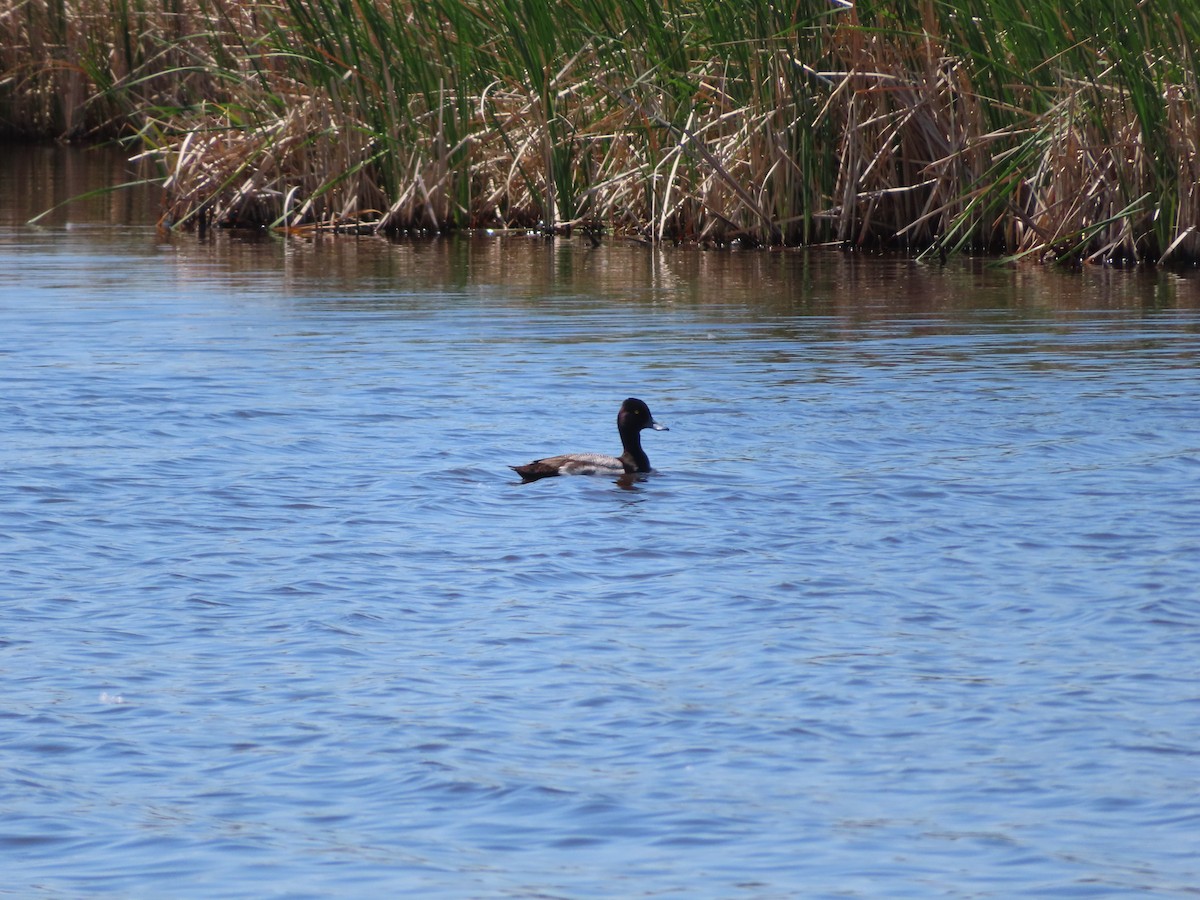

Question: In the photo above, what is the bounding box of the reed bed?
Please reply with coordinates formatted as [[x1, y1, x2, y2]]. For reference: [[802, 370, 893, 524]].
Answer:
[[6, 0, 1200, 263]]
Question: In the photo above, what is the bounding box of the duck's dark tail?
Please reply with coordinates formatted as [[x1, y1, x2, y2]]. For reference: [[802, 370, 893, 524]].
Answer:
[[510, 462, 559, 482]]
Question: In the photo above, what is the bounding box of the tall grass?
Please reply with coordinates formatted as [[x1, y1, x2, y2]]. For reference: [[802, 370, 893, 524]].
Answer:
[[6, 0, 1200, 263], [843, 0, 1200, 264], [0, 0, 251, 139]]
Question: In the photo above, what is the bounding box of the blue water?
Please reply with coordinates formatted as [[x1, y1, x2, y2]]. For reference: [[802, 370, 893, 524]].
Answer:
[[3, 213, 1200, 895]]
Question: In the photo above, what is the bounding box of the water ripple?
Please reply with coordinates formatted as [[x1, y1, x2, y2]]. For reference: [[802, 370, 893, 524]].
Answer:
[[2, 234, 1199, 897]]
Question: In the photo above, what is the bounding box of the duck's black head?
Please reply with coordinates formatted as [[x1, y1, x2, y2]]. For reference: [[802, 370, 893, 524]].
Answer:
[[617, 397, 668, 435]]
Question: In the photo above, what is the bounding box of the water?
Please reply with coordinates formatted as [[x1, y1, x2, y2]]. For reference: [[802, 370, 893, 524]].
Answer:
[[2, 146, 1199, 898]]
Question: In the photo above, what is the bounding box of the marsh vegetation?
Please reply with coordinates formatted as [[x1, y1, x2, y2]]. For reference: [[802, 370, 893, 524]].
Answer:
[[6, 0, 1200, 263]]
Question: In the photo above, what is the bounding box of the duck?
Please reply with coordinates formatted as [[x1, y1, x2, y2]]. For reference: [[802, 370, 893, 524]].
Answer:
[[511, 397, 668, 482]]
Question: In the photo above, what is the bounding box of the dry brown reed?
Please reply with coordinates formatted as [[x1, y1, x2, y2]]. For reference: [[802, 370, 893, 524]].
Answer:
[[6, 0, 1200, 265]]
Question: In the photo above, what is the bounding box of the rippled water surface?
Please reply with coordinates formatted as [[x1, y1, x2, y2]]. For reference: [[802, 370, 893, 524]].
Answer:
[[3, 147, 1199, 898]]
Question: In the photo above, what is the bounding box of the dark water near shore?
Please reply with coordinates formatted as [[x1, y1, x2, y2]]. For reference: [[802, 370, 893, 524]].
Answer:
[[2, 145, 1199, 898]]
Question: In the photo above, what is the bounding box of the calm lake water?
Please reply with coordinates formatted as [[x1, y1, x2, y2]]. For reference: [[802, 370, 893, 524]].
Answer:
[[2, 145, 1199, 898]]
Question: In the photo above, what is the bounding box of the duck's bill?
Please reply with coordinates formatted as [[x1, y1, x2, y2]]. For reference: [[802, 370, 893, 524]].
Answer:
[[650, 421, 669, 431]]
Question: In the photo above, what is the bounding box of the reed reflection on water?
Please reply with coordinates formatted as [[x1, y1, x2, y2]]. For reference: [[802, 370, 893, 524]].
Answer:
[[2, 144, 1199, 898]]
